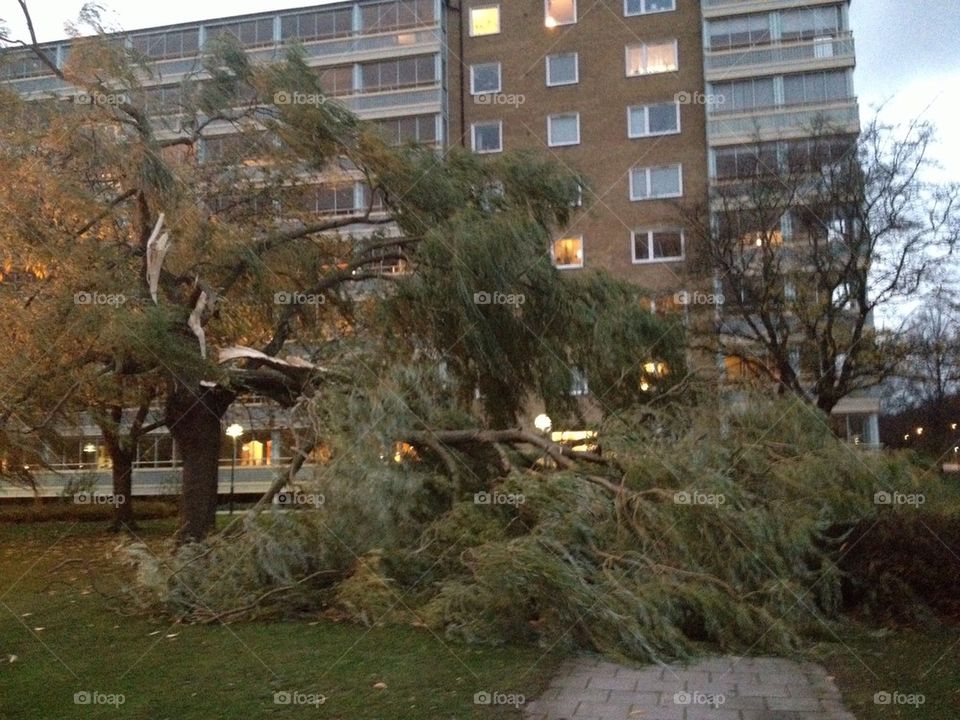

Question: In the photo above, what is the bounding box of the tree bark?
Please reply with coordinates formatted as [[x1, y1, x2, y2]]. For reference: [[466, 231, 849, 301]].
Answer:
[[109, 445, 136, 531], [166, 383, 235, 543]]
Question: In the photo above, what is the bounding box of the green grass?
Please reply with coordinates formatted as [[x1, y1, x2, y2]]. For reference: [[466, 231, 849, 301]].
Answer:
[[812, 626, 960, 719], [0, 521, 562, 720]]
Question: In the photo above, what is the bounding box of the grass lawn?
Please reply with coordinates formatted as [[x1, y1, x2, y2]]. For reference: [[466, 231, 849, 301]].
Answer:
[[0, 521, 562, 720], [813, 625, 960, 719], [3, 521, 959, 720]]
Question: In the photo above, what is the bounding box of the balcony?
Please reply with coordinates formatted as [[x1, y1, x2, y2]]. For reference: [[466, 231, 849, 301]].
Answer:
[[705, 34, 855, 81], [702, 0, 850, 18], [708, 98, 860, 144]]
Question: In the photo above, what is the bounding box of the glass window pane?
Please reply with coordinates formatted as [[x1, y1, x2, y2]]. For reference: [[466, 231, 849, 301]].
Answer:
[[470, 6, 500, 36], [633, 232, 651, 260], [649, 166, 681, 196], [547, 53, 577, 85], [473, 123, 502, 152], [645, 42, 677, 73], [553, 237, 583, 267], [628, 107, 646, 136], [647, 103, 678, 133], [471, 63, 501, 93], [546, 0, 576, 25], [549, 114, 579, 145], [652, 231, 683, 258]]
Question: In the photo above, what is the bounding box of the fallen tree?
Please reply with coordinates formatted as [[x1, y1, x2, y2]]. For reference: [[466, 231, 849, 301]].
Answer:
[[120, 396, 956, 662]]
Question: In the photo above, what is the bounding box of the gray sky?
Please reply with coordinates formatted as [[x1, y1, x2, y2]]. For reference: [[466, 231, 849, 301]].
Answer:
[[3, 0, 959, 181]]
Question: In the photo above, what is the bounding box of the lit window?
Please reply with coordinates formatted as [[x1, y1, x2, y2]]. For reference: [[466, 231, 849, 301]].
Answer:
[[629, 164, 683, 200], [546, 52, 578, 86], [628, 102, 680, 138], [548, 113, 580, 147], [469, 6, 501, 36], [552, 236, 584, 269], [632, 229, 684, 263], [472, 121, 503, 153], [625, 0, 675, 16], [545, 0, 577, 27], [569, 368, 589, 396], [626, 40, 678, 76], [470, 62, 502, 94]]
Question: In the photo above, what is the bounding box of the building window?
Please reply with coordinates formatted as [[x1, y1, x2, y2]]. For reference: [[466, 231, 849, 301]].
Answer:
[[470, 63, 502, 94], [548, 113, 580, 147], [472, 121, 503, 153], [360, 0, 437, 32], [470, 6, 501, 36], [373, 114, 439, 146], [625, 0, 675, 16], [281, 8, 354, 42], [206, 18, 275, 48], [545, 0, 577, 27], [569, 368, 589, 396], [546, 52, 579, 86], [625, 40, 678, 76], [553, 236, 584, 269], [707, 14, 772, 50], [629, 164, 683, 200], [632, 229, 684, 263], [628, 102, 680, 137], [361, 55, 437, 92]]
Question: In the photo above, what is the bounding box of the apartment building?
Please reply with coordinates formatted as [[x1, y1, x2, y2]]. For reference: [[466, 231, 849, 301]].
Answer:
[[699, 0, 878, 445], [450, 0, 709, 301], [0, 0, 877, 500]]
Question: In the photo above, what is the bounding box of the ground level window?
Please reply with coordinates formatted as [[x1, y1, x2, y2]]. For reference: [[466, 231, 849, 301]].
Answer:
[[472, 121, 503, 153], [553, 236, 584, 268]]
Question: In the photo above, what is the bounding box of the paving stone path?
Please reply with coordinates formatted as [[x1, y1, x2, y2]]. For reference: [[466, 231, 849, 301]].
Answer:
[[524, 656, 856, 720]]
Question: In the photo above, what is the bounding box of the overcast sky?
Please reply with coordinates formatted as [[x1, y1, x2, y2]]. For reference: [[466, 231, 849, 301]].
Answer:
[[3, 0, 959, 181]]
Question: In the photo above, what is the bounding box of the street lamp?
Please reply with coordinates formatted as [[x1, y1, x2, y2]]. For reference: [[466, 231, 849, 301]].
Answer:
[[916, 427, 924, 437], [534, 414, 552, 434], [225, 423, 244, 515]]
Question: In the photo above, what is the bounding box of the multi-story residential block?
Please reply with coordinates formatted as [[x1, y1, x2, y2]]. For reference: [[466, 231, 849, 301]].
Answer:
[[450, 0, 708, 302], [0, 0, 877, 500]]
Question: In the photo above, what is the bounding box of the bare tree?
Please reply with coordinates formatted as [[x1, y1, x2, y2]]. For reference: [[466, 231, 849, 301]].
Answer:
[[683, 116, 959, 413]]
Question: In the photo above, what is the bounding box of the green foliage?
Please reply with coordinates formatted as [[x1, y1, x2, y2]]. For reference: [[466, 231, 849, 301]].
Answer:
[[123, 397, 952, 664]]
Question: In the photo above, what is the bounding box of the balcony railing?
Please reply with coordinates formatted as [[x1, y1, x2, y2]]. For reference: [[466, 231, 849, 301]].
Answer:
[[708, 98, 860, 141], [705, 34, 855, 76]]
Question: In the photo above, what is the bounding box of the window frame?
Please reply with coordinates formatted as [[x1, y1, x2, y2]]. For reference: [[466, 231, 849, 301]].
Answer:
[[631, 228, 685, 264], [627, 101, 681, 138], [469, 62, 502, 95], [545, 0, 578, 27], [469, 5, 501, 36], [547, 112, 581, 147], [552, 234, 585, 269], [629, 164, 684, 201], [625, 39, 678, 77], [545, 52, 579, 87], [624, 0, 676, 17], [471, 120, 503, 154]]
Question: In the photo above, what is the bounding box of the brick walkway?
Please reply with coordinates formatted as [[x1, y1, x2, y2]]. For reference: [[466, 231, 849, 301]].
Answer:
[[524, 656, 856, 720]]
